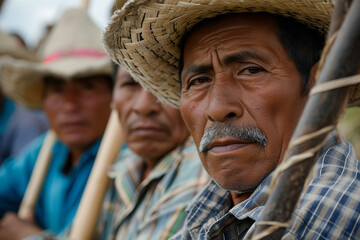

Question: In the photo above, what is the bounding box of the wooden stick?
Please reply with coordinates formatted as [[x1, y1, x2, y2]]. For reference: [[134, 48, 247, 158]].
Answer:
[[251, 0, 360, 238], [68, 109, 124, 240], [18, 130, 56, 220], [80, 0, 91, 10]]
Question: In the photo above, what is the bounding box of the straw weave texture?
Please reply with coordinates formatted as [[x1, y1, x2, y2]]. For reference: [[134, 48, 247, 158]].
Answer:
[[103, 0, 359, 108]]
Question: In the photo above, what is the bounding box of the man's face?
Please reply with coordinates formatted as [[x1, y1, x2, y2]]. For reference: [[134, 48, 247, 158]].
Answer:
[[180, 14, 308, 192], [43, 76, 112, 151], [113, 67, 189, 163]]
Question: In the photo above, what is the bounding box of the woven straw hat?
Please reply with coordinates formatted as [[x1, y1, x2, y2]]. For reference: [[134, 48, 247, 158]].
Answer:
[[0, 31, 38, 61], [1, 8, 113, 109], [0, 31, 39, 91], [103, 0, 359, 108]]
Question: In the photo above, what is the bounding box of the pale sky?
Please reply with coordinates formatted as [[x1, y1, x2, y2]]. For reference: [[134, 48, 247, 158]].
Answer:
[[0, 0, 115, 48]]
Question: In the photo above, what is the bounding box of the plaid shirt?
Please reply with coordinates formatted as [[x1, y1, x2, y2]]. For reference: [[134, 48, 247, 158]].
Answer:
[[96, 137, 210, 240], [171, 131, 360, 239]]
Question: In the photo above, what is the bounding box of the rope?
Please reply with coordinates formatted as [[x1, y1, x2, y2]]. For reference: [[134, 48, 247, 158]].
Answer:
[[310, 74, 360, 96]]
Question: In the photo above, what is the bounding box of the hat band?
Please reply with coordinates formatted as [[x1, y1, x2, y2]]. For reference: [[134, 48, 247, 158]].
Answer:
[[43, 49, 107, 63]]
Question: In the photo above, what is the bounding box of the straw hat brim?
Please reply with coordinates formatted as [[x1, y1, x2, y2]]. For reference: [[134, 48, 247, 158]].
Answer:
[[103, 0, 359, 108], [0, 48, 38, 62], [1, 56, 113, 109], [0, 30, 38, 62]]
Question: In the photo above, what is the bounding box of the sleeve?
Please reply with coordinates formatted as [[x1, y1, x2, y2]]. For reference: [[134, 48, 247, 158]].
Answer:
[[283, 141, 360, 239], [0, 135, 45, 218]]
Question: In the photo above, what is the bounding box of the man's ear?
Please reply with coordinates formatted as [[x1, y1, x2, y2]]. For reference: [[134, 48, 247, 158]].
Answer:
[[309, 61, 319, 89]]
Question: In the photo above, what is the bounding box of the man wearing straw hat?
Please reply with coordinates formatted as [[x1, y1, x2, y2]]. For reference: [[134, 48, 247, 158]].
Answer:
[[0, 31, 49, 165], [95, 66, 209, 240], [0, 8, 114, 239], [103, 0, 360, 239]]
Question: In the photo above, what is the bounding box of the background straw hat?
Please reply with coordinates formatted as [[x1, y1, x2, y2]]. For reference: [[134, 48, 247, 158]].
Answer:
[[0, 31, 38, 62], [0, 30, 39, 90], [1, 8, 113, 109], [103, 0, 359, 108]]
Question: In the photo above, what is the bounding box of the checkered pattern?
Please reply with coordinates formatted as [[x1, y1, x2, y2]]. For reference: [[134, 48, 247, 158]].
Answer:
[[96, 137, 210, 240], [171, 131, 360, 239]]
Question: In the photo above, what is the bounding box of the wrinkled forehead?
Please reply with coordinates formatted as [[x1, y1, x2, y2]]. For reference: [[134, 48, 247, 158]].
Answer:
[[180, 13, 280, 75], [180, 13, 279, 62]]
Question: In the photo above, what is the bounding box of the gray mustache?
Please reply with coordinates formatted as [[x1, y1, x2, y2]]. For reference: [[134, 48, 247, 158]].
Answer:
[[199, 123, 267, 153]]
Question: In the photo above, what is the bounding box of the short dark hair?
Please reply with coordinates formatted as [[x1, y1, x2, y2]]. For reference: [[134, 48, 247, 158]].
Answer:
[[179, 13, 325, 96], [273, 14, 325, 95]]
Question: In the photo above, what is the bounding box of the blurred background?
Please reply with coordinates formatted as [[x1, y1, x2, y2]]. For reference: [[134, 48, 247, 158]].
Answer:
[[0, 0, 114, 49]]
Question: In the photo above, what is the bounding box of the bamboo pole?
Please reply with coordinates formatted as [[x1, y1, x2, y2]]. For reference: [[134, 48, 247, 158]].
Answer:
[[68, 109, 124, 240], [251, 0, 360, 239], [80, 0, 91, 10], [18, 130, 56, 220]]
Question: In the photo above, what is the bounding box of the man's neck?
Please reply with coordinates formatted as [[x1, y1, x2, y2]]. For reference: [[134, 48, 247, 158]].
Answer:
[[230, 190, 254, 205], [61, 148, 86, 175]]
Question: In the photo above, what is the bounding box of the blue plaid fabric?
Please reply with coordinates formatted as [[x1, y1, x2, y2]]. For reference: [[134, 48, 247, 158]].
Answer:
[[96, 137, 210, 240], [171, 131, 360, 239]]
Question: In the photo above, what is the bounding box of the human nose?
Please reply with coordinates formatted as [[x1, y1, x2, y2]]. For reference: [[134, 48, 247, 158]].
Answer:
[[206, 73, 244, 122], [133, 88, 161, 116], [62, 85, 79, 110]]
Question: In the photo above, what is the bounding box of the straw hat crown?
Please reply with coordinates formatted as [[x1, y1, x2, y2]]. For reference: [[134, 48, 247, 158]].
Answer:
[[41, 8, 104, 59], [1, 8, 113, 109], [102, 0, 359, 108]]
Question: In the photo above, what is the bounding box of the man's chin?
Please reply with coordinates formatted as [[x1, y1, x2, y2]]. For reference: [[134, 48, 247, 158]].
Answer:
[[213, 177, 260, 193]]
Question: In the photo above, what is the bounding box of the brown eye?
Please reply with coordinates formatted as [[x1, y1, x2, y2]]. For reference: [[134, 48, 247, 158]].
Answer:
[[187, 77, 211, 90], [247, 67, 262, 74]]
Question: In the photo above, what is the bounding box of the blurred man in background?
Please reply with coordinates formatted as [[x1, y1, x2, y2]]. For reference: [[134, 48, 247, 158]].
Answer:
[[96, 66, 209, 240], [0, 8, 114, 239]]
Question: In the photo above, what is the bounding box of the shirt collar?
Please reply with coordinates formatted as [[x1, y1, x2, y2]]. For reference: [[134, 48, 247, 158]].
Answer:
[[186, 174, 272, 235], [108, 137, 193, 205], [55, 136, 102, 173]]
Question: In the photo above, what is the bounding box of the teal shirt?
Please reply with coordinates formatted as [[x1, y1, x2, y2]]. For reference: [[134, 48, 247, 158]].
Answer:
[[0, 133, 101, 234], [0, 97, 15, 134]]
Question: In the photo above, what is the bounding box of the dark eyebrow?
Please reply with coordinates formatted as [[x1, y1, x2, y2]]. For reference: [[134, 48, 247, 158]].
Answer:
[[224, 50, 267, 65], [181, 49, 267, 83]]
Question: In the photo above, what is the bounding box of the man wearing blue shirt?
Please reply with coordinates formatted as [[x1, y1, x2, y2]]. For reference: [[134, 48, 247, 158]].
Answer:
[[0, 8, 114, 239], [102, 0, 360, 239]]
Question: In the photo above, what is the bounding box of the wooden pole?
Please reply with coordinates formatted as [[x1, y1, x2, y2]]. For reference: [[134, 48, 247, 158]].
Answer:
[[68, 109, 124, 240], [18, 130, 56, 220], [80, 0, 91, 10], [251, 0, 360, 238]]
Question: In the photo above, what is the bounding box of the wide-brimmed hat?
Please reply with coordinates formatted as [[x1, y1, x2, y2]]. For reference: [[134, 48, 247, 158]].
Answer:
[[0, 31, 39, 90], [0, 31, 38, 61], [103, 0, 359, 108], [1, 8, 113, 109]]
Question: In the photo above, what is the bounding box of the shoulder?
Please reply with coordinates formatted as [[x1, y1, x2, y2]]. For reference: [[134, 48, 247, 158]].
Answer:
[[0, 133, 48, 183], [164, 137, 209, 189], [286, 140, 360, 239]]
